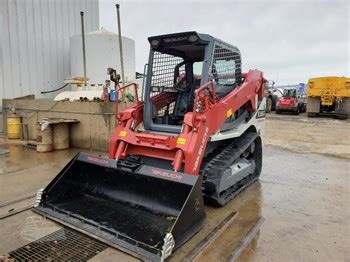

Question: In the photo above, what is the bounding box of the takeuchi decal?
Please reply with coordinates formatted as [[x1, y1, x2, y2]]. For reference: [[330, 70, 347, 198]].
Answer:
[[86, 156, 109, 165], [151, 169, 182, 180], [193, 127, 209, 173]]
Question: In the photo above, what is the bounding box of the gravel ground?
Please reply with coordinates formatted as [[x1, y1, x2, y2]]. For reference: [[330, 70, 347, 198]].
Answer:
[[265, 112, 350, 159]]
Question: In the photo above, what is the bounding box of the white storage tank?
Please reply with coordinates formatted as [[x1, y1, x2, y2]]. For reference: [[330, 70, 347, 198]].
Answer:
[[70, 29, 136, 89]]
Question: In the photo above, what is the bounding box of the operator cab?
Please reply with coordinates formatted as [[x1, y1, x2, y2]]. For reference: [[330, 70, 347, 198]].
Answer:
[[143, 31, 242, 133], [282, 88, 297, 98]]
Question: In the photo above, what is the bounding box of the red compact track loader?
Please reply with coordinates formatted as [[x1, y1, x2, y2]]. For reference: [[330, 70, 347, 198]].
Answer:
[[34, 32, 266, 261], [276, 87, 306, 114]]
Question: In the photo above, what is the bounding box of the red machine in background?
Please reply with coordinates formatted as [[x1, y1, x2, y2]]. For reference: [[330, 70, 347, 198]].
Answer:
[[34, 32, 266, 261], [276, 87, 307, 114]]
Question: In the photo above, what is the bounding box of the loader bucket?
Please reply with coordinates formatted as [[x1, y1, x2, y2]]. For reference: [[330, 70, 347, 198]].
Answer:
[[34, 153, 205, 261]]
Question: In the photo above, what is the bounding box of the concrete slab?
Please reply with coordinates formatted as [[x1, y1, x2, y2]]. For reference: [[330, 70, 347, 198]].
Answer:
[[2, 99, 118, 151], [0, 143, 105, 202]]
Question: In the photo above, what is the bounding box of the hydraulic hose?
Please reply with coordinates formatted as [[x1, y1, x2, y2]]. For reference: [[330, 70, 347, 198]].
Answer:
[[41, 83, 68, 94]]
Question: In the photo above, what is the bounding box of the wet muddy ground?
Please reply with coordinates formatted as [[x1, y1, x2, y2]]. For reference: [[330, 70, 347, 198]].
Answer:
[[0, 115, 349, 261]]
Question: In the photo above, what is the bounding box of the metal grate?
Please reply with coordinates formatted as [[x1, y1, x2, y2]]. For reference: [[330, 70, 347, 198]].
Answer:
[[8, 228, 108, 261], [151, 51, 185, 90], [211, 43, 241, 86], [149, 51, 185, 117]]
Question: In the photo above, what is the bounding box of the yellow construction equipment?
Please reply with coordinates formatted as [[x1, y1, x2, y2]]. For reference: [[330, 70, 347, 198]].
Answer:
[[307, 76, 350, 119]]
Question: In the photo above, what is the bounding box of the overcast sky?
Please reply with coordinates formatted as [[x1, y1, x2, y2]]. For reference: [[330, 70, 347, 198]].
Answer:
[[99, 0, 349, 85]]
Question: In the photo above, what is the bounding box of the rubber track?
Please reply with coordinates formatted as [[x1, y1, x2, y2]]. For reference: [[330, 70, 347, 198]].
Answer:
[[200, 132, 260, 206]]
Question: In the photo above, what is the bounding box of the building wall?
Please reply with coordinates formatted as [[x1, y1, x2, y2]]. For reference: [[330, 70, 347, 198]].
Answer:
[[0, 0, 99, 107]]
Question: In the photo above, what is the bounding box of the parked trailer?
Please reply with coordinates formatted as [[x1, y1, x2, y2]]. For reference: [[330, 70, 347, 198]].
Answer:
[[307, 77, 350, 119]]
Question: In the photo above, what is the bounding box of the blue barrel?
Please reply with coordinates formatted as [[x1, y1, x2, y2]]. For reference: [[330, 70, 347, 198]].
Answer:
[[109, 90, 116, 102]]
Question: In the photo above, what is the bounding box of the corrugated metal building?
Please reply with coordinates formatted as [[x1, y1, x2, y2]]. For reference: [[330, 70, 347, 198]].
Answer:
[[0, 0, 99, 107]]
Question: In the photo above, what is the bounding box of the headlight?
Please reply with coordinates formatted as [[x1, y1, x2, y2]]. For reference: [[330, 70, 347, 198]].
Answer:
[[151, 39, 160, 48], [188, 35, 199, 42]]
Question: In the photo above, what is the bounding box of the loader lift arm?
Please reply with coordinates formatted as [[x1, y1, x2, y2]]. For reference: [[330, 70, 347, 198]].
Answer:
[[109, 69, 264, 175]]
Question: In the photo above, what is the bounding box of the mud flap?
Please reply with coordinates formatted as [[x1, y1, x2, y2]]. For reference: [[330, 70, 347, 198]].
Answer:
[[34, 153, 205, 261]]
